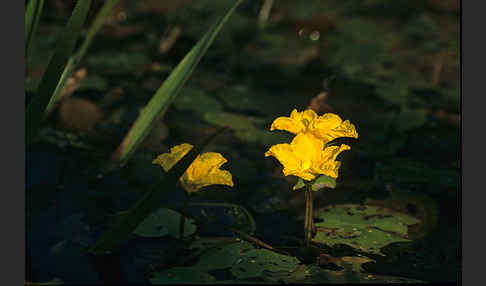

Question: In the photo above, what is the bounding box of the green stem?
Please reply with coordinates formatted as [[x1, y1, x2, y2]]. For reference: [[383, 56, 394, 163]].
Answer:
[[179, 191, 190, 240], [304, 182, 314, 247]]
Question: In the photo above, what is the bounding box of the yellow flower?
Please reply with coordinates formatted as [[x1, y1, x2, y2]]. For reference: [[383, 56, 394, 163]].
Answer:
[[270, 109, 358, 144], [152, 143, 234, 193], [265, 133, 351, 181]]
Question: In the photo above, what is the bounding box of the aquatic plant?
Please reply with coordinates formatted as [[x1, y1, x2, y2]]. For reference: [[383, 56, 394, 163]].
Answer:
[[265, 109, 358, 246]]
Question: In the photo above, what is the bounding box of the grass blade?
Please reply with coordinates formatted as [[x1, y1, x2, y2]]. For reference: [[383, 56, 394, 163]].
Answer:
[[44, 0, 122, 117], [26, 0, 93, 146], [25, 0, 45, 57], [90, 127, 228, 255], [105, 0, 244, 171]]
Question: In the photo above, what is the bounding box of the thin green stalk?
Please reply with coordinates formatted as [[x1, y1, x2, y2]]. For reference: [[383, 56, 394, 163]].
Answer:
[[304, 182, 314, 247]]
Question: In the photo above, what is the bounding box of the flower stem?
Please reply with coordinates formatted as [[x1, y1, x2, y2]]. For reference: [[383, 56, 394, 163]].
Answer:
[[304, 182, 314, 247], [179, 191, 189, 240]]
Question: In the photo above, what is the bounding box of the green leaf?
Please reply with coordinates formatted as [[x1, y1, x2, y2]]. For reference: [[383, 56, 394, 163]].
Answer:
[[230, 249, 300, 279], [303, 263, 426, 284], [25, 0, 45, 57], [133, 208, 196, 238], [107, 0, 244, 170], [365, 188, 439, 240], [43, 0, 122, 118], [90, 127, 228, 255], [195, 240, 255, 271], [191, 239, 300, 280], [313, 204, 420, 255], [293, 175, 337, 191], [26, 0, 93, 146], [149, 267, 216, 284]]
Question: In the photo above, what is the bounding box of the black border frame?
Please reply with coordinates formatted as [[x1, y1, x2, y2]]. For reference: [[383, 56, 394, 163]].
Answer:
[[4, 0, 25, 285], [462, 1, 481, 286]]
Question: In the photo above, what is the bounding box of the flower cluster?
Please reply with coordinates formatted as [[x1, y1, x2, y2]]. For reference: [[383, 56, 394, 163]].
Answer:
[[265, 109, 358, 181]]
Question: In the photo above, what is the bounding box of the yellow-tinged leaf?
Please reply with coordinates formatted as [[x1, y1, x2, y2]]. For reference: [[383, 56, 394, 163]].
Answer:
[[153, 144, 234, 193]]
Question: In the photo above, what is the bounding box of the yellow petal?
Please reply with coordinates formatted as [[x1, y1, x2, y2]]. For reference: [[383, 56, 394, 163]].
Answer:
[[315, 144, 351, 178], [270, 109, 318, 134], [270, 116, 303, 134], [312, 113, 342, 131], [181, 152, 234, 193], [265, 143, 302, 175], [152, 143, 193, 171], [265, 133, 323, 181], [299, 109, 318, 126], [312, 114, 358, 143], [290, 133, 324, 165]]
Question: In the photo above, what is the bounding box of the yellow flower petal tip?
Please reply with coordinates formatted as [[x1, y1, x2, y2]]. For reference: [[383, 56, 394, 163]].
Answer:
[[269, 109, 358, 144], [153, 144, 233, 193]]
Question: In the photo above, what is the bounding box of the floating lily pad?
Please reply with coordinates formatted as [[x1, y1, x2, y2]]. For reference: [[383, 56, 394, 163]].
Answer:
[[174, 87, 223, 113], [192, 239, 301, 280], [230, 248, 300, 279], [194, 240, 254, 271], [293, 175, 337, 192], [366, 188, 439, 240], [133, 208, 196, 238], [149, 267, 216, 284], [304, 263, 426, 284], [313, 204, 420, 255], [268, 264, 313, 283]]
